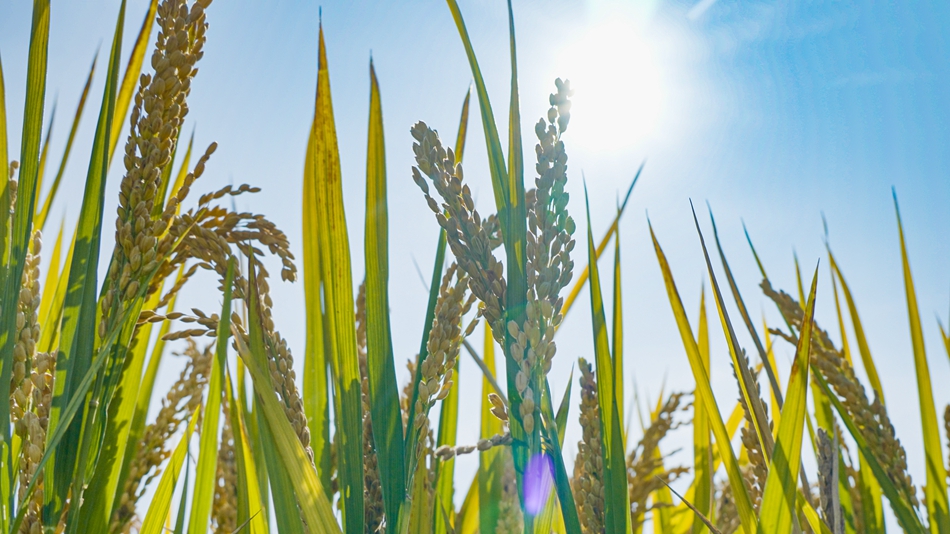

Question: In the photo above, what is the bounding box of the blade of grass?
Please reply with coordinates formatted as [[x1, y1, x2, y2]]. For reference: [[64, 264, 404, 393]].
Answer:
[[827, 251, 885, 403], [445, 0, 535, 486], [36, 55, 95, 231], [894, 191, 950, 534], [434, 355, 459, 534], [174, 457, 190, 534], [226, 366, 269, 534], [584, 186, 629, 534], [188, 259, 234, 533], [457, 475, 479, 534], [478, 324, 504, 534], [757, 265, 818, 534], [34, 102, 54, 211], [693, 287, 713, 533], [310, 24, 363, 533], [139, 407, 199, 534], [301, 58, 332, 494], [237, 260, 342, 533], [706, 205, 783, 406], [1, 0, 50, 460], [533, 371, 574, 534], [612, 207, 624, 429], [540, 379, 582, 534], [364, 60, 407, 529], [690, 204, 774, 466], [650, 220, 757, 534], [561, 162, 643, 320], [43, 0, 121, 520]]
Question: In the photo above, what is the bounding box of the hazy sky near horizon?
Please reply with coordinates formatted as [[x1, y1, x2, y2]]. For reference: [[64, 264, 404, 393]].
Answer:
[[2, 0, 949, 528]]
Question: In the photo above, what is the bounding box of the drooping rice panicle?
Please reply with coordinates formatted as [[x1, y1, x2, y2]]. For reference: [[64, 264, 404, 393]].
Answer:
[[627, 392, 689, 531], [112, 340, 212, 532], [762, 279, 918, 510], [410, 127, 505, 344], [411, 263, 475, 443], [573, 357, 604, 534]]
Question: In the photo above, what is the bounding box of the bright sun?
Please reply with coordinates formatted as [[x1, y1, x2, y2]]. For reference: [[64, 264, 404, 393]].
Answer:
[[561, 19, 666, 152]]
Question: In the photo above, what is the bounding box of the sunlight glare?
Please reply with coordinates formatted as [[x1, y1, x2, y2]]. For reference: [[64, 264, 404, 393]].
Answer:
[[562, 19, 666, 152]]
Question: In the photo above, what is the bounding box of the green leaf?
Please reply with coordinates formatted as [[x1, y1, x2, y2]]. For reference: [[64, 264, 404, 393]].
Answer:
[[692, 287, 713, 533], [894, 191, 950, 534], [238, 260, 341, 534], [301, 67, 332, 494], [612, 207, 624, 429], [1, 0, 50, 457], [757, 265, 818, 534], [364, 60, 408, 530], [706, 206, 783, 406], [649, 221, 757, 534], [309, 24, 363, 533], [445, 0, 536, 485], [139, 407, 199, 534], [561, 162, 643, 320], [540, 379, 581, 534], [433, 355, 460, 534], [36, 54, 96, 231], [42, 0, 121, 521], [584, 187, 629, 534], [691, 205, 774, 466], [188, 259, 234, 533], [477, 324, 504, 534], [226, 366, 269, 534]]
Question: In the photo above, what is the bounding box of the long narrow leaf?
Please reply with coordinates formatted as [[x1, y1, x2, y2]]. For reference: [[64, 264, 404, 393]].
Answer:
[[45, 0, 121, 520], [585, 188, 629, 534], [309, 25, 363, 533], [757, 265, 818, 533], [1, 0, 50, 456], [139, 408, 199, 534], [188, 259, 234, 532], [650, 221, 757, 534], [364, 61, 407, 529], [692, 287, 713, 533], [894, 192, 950, 533], [36, 55, 95, 231]]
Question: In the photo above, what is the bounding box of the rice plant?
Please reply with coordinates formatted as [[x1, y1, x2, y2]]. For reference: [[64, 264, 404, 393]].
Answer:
[[0, 1, 947, 533]]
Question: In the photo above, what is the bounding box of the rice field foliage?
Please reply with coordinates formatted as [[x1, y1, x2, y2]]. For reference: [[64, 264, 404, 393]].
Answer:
[[0, 1, 947, 533]]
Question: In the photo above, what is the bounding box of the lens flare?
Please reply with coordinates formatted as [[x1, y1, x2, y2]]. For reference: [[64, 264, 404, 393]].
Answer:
[[523, 453, 555, 515]]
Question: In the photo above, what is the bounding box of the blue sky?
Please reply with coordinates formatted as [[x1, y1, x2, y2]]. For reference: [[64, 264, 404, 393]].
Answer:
[[2, 0, 949, 527]]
